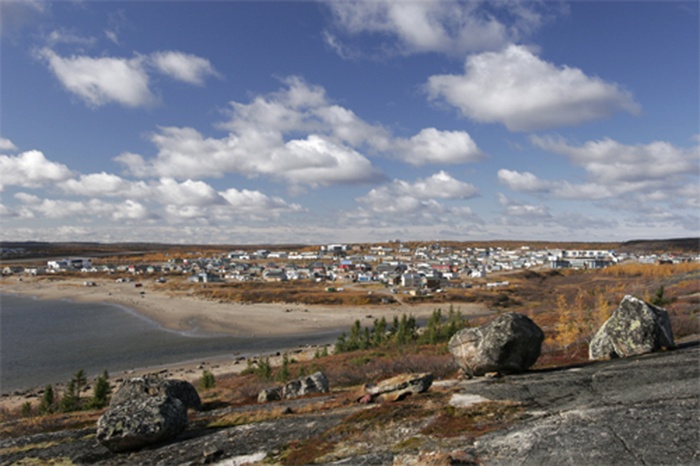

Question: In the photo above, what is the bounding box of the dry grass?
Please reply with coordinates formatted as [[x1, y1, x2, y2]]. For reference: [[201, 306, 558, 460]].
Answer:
[[0, 409, 101, 439]]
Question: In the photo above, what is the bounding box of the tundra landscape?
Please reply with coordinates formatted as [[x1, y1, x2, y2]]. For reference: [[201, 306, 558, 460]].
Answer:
[[0, 238, 698, 465]]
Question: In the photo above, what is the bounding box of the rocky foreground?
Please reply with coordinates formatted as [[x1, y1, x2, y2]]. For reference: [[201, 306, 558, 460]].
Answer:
[[2, 340, 698, 465]]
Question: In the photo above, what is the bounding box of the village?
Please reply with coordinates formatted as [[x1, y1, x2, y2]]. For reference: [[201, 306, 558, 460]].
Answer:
[[3, 242, 697, 295]]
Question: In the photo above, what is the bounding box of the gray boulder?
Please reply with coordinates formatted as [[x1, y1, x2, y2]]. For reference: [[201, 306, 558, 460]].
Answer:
[[449, 312, 544, 377], [110, 377, 202, 411], [258, 371, 329, 403], [96, 395, 188, 452], [282, 371, 329, 399], [589, 295, 675, 360], [257, 387, 282, 403]]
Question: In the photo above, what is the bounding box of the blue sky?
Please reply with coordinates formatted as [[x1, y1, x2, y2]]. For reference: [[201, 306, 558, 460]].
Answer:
[[1, 0, 698, 245]]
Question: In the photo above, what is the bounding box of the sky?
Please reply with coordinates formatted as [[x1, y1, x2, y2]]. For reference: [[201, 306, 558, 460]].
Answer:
[[1, 0, 698, 245]]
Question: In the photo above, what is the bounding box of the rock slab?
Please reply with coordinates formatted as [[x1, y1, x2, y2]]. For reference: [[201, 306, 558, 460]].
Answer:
[[96, 395, 188, 452], [449, 312, 544, 377], [363, 372, 433, 402], [589, 294, 675, 360]]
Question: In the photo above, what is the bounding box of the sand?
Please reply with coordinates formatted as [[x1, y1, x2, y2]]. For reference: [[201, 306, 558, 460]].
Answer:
[[0, 276, 488, 337], [0, 275, 490, 411]]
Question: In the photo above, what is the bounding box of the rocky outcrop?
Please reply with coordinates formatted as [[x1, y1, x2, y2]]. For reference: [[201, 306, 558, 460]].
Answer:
[[96, 395, 188, 452], [110, 377, 202, 411], [361, 372, 433, 403], [589, 295, 675, 360], [448, 312, 544, 377], [258, 371, 329, 403]]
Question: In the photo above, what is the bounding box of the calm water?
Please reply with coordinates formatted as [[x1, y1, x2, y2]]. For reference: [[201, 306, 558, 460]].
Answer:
[[0, 294, 339, 393]]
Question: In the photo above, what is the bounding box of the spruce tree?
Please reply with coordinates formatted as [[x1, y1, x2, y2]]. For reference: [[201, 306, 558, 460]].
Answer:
[[90, 370, 111, 409], [59, 379, 78, 412], [38, 385, 55, 414]]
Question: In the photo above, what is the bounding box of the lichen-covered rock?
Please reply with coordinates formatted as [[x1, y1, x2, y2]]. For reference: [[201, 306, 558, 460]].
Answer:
[[258, 387, 282, 403], [282, 371, 329, 399], [110, 377, 202, 411], [363, 372, 433, 402], [257, 371, 329, 403], [589, 295, 675, 360], [96, 395, 188, 452], [449, 312, 544, 377]]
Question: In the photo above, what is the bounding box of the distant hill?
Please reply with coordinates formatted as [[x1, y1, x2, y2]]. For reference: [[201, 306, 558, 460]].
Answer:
[[618, 238, 699, 254]]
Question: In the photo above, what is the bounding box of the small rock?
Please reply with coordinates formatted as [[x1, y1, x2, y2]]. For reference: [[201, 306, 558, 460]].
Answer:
[[258, 387, 282, 403]]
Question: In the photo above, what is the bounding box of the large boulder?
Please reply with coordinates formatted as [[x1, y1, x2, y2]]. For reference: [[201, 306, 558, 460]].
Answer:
[[110, 377, 202, 411], [96, 395, 188, 452], [589, 295, 675, 360], [449, 312, 544, 377]]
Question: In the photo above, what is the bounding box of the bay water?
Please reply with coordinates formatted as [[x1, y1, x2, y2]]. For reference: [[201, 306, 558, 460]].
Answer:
[[0, 294, 339, 394]]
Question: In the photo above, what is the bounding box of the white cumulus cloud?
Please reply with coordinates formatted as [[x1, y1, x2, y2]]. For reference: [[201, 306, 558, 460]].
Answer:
[[531, 136, 699, 184], [37, 48, 221, 108], [0, 150, 72, 191], [395, 128, 482, 166], [427, 44, 640, 131], [0, 138, 18, 151], [356, 171, 478, 218], [499, 137, 699, 207], [150, 51, 221, 86], [324, 0, 548, 57], [37, 48, 155, 108], [116, 77, 478, 188]]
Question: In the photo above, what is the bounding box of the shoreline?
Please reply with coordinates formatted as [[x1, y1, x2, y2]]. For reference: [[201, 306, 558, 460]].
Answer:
[[0, 276, 487, 338], [0, 275, 491, 410]]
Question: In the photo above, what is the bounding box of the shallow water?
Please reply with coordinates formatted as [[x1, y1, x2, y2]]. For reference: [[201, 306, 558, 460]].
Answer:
[[0, 294, 339, 393]]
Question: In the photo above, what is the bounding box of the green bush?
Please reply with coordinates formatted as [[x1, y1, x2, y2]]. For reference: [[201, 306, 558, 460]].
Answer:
[[199, 370, 216, 390]]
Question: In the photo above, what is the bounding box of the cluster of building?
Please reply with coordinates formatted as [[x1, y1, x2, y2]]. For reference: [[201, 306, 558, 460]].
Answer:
[[3, 243, 697, 290]]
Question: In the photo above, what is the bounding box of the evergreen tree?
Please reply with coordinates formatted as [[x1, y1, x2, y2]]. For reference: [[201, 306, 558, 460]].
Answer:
[[334, 332, 347, 354], [38, 385, 56, 414], [90, 370, 111, 409], [371, 317, 387, 347], [422, 309, 443, 344], [275, 353, 290, 382], [59, 379, 79, 412], [257, 357, 272, 381], [73, 369, 87, 396], [360, 327, 371, 350], [390, 316, 400, 337], [347, 320, 363, 351]]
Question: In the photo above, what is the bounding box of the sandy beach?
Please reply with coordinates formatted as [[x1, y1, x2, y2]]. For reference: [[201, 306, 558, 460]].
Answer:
[[1, 275, 488, 338], [0, 275, 490, 410]]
